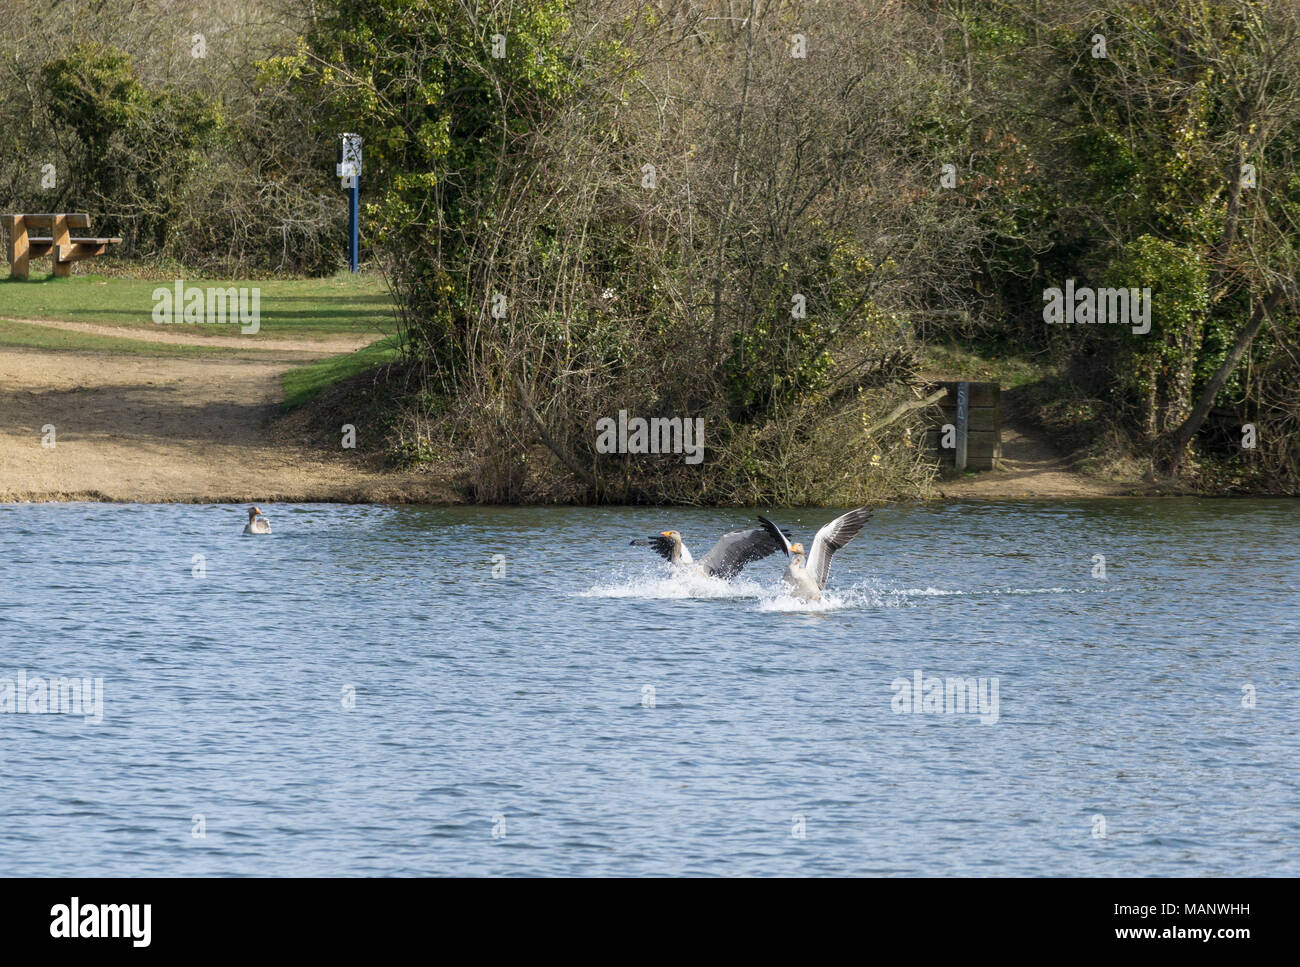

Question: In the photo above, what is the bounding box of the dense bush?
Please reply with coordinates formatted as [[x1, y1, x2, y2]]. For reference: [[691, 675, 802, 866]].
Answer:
[[40, 44, 223, 252], [1104, 236, 1210, 442], [946, 0, 1300, 486], [0, 1, 344, 274], [282, 0, 987, 502]]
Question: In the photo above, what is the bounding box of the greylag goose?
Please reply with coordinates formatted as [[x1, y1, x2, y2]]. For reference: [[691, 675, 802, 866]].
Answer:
[[631, 525, 791, 580], [757, 507, 874, 600], [243, 506, 271, 535]]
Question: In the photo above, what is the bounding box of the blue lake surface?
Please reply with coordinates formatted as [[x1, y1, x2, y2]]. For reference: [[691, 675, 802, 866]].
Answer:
[[1, 499, 1297, 876]]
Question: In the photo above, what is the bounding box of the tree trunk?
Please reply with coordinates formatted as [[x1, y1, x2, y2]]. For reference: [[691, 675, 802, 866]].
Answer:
[[1162, 285, 1287, 472]]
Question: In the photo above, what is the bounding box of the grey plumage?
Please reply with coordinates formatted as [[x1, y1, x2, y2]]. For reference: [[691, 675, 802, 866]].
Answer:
[[243, 506, 271, 535], [630, 525, 791, 580]]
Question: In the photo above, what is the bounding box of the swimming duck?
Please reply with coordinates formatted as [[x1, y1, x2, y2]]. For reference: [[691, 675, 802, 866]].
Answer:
[[243, 506, 271, 535]]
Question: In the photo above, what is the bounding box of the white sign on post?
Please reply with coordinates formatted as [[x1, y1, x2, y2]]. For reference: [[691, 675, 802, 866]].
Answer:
[[337, 133, 362, 188]]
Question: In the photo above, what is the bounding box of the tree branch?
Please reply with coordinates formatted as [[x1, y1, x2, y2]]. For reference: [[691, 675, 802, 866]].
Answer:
[[863, 386, 948, 438]]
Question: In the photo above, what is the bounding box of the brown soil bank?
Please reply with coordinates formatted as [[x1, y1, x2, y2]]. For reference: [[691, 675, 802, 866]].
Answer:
[[930, 385, 1173, 500], [0, 344, 457, 504], [934, 421, 1156, 499], [1, 324, 1152, 504]]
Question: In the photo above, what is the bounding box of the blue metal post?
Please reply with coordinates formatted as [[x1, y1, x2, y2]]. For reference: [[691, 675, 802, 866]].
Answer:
[[349, 178, 359, 273], [956, 381, 969, 472]]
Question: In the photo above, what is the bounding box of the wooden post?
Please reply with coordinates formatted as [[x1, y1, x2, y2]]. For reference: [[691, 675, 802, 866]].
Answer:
[[6, 215, 29, 279], [51, 214, 71, 277], [955, 381, 969, 472], [925, 380, 1002, 471]]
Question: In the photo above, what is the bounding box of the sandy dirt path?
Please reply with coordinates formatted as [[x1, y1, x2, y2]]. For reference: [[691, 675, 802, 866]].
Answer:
[[0, 324, 451, 503], [930, 387, 1142, 499], [934, 423, 1135, 499], [1, 315, 378, 354]]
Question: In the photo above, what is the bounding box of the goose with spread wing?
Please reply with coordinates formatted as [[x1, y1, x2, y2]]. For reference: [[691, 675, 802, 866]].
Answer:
[[630, 525, 792, 580], [757, 507, 874, 601]]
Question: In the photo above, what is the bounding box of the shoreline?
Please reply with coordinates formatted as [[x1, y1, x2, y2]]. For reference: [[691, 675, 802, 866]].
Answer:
[[5, 488, 1259, 505], [0, 319, 1277, 507]]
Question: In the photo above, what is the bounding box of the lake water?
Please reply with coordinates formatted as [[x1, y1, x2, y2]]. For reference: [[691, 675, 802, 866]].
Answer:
[[1, 499, 1296, 876]]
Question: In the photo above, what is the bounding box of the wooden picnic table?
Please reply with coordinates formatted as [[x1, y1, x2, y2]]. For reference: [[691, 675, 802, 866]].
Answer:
[[3, 213, 122, 278]]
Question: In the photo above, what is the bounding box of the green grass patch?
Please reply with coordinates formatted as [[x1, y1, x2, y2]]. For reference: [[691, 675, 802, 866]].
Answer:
[[0, 317, 250, 356], [0, 272, 395, 340], [923, 340, 1054, 388], [281, 334, 402, 409]]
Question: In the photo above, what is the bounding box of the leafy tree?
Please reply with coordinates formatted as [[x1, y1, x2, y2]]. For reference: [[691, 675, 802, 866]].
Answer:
[[267, 0, 573, 374], [41, 43, 222, 250]]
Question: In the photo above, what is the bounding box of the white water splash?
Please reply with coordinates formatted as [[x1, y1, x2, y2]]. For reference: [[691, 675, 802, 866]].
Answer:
[[887, 586, 1108, 597], [755, 583, 1106, 613], [582, 569, 1107, 613], [756, 588, 874, 613], [578, 565, 767, 600], [581, 567, 901, 613]]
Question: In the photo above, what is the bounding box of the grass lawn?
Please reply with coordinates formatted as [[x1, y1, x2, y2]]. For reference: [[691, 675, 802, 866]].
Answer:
[[0, 317, 257, 356], [0, 271, 395, 340], [281, 334, 402, 408], [0, 272, 402, 404]]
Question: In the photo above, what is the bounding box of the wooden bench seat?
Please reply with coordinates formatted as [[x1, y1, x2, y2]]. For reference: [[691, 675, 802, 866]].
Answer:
[[4, 213, 123, 277], [25, 237, 124, 263]]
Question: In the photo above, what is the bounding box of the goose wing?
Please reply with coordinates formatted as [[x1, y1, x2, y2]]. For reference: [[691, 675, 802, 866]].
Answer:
[[805, 506, 874, 589], [630, 534, 678, 563], [756, 516, 794, 556], [698, 526, 791, 579]]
